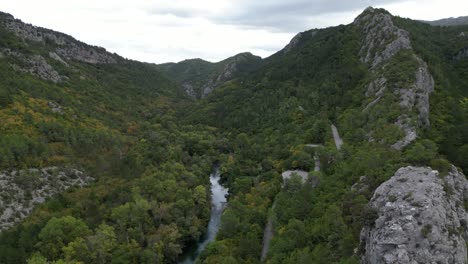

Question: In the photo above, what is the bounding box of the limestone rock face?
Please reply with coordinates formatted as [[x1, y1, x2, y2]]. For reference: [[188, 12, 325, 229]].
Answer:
[[1, 12, 116, 64], [355, 7, 411, 68], [1, 48, 64, 83], [360, 166, 468, 264], [455, 47, 468, 61], [355, 8, 434, 149], [0, 167, 94, 231]]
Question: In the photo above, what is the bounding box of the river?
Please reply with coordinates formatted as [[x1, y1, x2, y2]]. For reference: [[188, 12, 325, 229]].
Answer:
[[179, 167, 228, 264]]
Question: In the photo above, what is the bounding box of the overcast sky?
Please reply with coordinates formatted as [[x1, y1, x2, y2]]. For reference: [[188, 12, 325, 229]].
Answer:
[[1, 0, 467, 63]]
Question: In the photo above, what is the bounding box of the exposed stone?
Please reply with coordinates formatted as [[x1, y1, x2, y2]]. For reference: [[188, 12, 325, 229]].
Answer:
[[360, 166, 468, 264], [7, 52, 63, 83], [49, 52, 69, 66], [354, 8, 411, 68], [0, 167, 94, 231], [283, 31, 317, 54], [454, 47, 468, 61], [281, 170, 309, 184], [56, 44, 116, 64], [48, 101, 63, 114], [351, 176, 369, 194], [2, 13, 116, 64], [182, 82, 197, 99], [391, 116, 417, 150], [200, 53, 258, 98], [412, 57, 434, 127], [355, 8, 434, 149]]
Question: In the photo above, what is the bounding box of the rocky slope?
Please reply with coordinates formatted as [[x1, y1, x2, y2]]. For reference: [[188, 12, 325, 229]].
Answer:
[[0, 11, 124, 84], [0, 12, 117, 64], [360, 166, 468, 264], [0, 167, 93, 231], [355, 7, 435, 150], [157, 52, 261, 99]]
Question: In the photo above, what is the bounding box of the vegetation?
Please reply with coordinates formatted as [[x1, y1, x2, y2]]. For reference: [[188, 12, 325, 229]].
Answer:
[[0, 8, 467, 264]]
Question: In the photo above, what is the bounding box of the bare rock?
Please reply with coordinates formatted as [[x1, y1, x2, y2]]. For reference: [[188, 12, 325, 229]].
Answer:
[[56, 44, 116, 64], [356, 8, 434, 149], [0, 167, 94, 231], [49, 52, 68, 67], [5, 51, 64, 83], [454, 47, 468, 61], [391, 116, 417, 150], [354, 8, 411, 67], [360, 166, 468, 264], [283, 31, 317, 54], [281, 170, 309, 184], [48, 101, 63, 114], [2, 13, 116, 64], [182, 82, 197, 99]]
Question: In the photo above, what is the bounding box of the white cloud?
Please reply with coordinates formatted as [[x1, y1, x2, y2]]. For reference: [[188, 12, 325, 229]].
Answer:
[[1, 0, 467, 63]]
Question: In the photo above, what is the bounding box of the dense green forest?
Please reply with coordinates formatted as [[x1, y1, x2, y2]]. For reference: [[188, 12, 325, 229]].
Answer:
[[0, 8, 467, 264]]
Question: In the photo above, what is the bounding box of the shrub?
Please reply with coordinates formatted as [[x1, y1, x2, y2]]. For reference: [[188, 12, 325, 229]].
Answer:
[[430, 159, 451, 177], [421, 224, 432, 238]]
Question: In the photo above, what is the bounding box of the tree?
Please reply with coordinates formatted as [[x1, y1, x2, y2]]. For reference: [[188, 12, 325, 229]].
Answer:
[[37, 216, 91, 260]]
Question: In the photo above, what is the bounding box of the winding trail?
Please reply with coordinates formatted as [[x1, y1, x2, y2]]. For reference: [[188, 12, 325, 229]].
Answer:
[[331, 124, 343, 150], [260, 125, 343, 262], [261, 202, 276, 262]]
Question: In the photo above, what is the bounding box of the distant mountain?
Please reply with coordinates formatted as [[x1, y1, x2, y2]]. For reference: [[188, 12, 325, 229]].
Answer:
[[423, 15, 468, 26], [157, 52, 261, 99]]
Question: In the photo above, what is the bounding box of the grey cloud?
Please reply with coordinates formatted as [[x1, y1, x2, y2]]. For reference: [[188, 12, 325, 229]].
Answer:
[[149, 0, 407, 32], [212, 0, 408, 31]]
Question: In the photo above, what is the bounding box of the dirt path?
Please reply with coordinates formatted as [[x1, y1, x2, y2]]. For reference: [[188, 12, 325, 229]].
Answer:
[[331, 124, 343, 150], [260, 212, 274, 261]]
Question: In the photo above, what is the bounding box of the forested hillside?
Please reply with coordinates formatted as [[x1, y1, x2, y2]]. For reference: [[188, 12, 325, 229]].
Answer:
[[156, 52, 261, 99], [0, 11, 226, 263], [0, 7, 467, 264]]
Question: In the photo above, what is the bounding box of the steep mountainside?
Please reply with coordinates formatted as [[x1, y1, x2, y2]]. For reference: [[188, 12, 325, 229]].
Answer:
[[0, 11, 223, 264], [0, 7, 467, 264], [157, 52, 261, 99], [186, 7, 468, 264]]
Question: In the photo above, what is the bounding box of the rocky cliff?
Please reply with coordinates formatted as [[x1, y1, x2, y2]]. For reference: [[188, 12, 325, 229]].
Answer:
[[355, 7, 434, 150], [0, 12, 120, 83], [0, 12, 117, 64], [0, 167, 93, 231], [360, 166, 468, 264]]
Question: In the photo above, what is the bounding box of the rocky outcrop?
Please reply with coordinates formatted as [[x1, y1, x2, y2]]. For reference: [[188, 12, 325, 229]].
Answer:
[[398, 57, 434, 127], [49, 52, 69, 66], [454, 47, 468, 61], [1, 48, 64, 83], [0, 167, 93, 231], [360, 166, 468, 264], [1, 12, 116, 64], [355, 8, 411, 68], [283, 31, 317, 54], [281, 170, 309, 184], [356, 7, 434, 149], [48, 101, 64, 114], [200, 52, 258, 98], [56, 44, 116, 64], [390, 116, 417, 150]]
